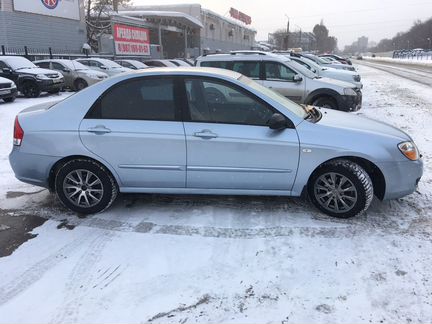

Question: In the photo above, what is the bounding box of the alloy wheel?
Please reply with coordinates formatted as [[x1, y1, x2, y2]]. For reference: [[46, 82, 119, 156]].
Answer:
[[62, 169, 104, 208]]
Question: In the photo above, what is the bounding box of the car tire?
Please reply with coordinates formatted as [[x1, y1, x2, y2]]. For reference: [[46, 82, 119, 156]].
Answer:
[[74, 79, 88, 91], [48, 88, 60, 94], [21, 81, 41, 98], [312, 96, 338, 109], [307, 159, 373, 218], [3, 96, 16, 103], [55, 159, 118, 214]]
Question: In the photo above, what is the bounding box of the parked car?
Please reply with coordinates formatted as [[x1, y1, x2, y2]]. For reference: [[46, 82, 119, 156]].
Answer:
[[0, 56, 64, 98], [169, 59, 192, 67], [75, 58, 131, 76], [9, 67, 422, 218], [0, 76, 17, 103], [303, 54, 357, 72], [144, 59, 178, 67], [320, 54, 352, 65], [34, 59, 108, 91], [286, 54, 362, 89], [115, 59, 149, 70], [196, 51, 362, 111]]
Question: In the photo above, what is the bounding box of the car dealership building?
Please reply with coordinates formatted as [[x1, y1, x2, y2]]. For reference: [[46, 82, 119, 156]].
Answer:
[[0, 0, 87, 54]]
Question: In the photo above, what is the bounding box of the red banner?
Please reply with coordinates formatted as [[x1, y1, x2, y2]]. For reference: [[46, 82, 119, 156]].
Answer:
[[113, 24, 150, 55], [229, 8, 252, 25]]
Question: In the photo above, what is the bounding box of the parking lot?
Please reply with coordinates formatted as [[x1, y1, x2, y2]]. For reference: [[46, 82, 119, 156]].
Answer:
[[0, 63, 431, 323]]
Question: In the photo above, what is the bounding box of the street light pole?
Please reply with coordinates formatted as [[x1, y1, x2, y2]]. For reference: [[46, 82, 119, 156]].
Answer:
[[427, 37, 431, 49], [285, 14, 290, 50]]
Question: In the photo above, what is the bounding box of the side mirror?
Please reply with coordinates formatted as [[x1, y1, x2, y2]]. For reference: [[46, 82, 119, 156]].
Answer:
[[63, 68, 71, 73], [2, 67, 11, 73], [100, 65, 108, 70], [293, 74, 303, 82], [268, 113, 288, 130]]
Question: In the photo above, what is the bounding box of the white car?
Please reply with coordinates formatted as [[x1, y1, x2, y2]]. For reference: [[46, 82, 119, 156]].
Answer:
[[75, 58, 131, 76], [288, 55, 362, 89], [0, 76, 17, 102], [303, 54, 357, 72]]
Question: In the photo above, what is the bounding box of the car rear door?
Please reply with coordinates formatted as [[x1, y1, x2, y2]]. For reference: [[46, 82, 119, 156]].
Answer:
[[182, 76, 299, 191], [79, 76, 186, 189], [262, 61, 306, 103]]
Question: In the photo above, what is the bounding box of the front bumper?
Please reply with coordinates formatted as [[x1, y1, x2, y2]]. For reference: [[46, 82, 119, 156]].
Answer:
[[376, 159, 423, 200], [337, 91, 362, 112], [36, 78, 64, 91], [0, 87, 17, 99]]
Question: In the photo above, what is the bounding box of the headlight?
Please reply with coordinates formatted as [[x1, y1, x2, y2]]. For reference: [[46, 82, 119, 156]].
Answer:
[[353, 75, 361, 82], [87, 74, 99, 79], [343, 88, 357, 96], [398, 141, 419, 161], [36, 74, 49, 80], [11, 82, 17, 88]]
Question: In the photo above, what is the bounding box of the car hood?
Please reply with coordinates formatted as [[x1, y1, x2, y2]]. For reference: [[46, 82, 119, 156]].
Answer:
[[0, 76, 13, 83], [79, 70, 107, 77], [15, 67, 60, 75], [317, 108, 410, 141], [323, 67, 356, 76], [316, 76, 356, 89]]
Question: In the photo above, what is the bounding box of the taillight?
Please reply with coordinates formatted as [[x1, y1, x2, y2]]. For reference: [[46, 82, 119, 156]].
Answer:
[[13, 116, 24, 146]]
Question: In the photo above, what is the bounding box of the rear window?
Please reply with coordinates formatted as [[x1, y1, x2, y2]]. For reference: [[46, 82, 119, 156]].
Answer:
[[200, 61, 231, 69]]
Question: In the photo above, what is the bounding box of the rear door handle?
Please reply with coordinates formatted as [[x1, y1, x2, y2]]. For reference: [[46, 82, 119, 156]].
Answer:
[[87, 125, 111, 134], [194, 129, 218, 139]]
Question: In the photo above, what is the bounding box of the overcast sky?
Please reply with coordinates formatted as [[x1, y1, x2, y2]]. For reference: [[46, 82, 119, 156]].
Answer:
[[132, 0, 432, 48]]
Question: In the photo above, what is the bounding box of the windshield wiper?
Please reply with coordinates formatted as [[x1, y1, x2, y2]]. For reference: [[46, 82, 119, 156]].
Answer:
[[301, 105, 322, 122], [15, 67, 33, 70]]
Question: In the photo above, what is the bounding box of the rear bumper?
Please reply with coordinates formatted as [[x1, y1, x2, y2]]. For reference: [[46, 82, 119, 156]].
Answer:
[[9, 147, 59, 188], [376, 159, 423, 200], [337, 92, 362, 112]]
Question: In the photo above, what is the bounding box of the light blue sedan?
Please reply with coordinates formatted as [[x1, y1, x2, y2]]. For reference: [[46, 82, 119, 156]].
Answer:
[[9, 67, 423, 218]]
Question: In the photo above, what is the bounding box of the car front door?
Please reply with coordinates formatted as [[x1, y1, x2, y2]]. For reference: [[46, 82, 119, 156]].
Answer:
[[262, 61, 306, 103], [183, 77, 299, 191], [79, 77, 186, 189], [52, 62, 74, 88]]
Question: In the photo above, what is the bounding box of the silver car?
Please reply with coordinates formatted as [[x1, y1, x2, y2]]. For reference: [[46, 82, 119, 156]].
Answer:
[[34, 59, 108, 90], [9, 67, 423, 218]]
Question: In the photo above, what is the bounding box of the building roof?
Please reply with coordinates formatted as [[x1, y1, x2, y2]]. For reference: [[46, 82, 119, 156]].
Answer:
[[117, 10, 203, 29]]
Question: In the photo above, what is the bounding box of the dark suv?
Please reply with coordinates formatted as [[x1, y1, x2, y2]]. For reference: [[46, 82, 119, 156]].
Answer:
[[0, 56, 64, 98]]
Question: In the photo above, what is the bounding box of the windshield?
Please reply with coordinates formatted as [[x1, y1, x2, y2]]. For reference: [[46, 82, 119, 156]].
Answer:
[[60, 60, 89, 71], [128, 60, 148, 68], [239, 75, 307, 119], [306, 54, 330, 65], [4, 57, 37, 70], [99, 59, 124, 68], [301, 57, 322, 71], [286, 60, 317, 79]]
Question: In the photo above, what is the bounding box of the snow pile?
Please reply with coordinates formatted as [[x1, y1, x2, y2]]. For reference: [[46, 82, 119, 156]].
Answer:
[[363, 56, 432, 67]]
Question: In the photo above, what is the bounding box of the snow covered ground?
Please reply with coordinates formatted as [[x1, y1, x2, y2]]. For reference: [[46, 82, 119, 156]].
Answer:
[[0, 65, 432, 323], [364, 56, 432, 67]]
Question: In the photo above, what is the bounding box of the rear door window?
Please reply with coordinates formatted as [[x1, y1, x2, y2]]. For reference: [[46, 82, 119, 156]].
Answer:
[[232, 61, 260, 79], [87, 78, 180, 121]]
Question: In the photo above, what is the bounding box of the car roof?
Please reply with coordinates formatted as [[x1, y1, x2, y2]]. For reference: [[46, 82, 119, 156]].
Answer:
[[197, 52, 289, 62], [114, 66, 243, 80]]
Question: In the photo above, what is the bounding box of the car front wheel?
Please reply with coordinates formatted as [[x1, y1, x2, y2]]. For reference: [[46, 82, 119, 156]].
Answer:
[[22, 81, 41, 98], [55, 159, 118, 214], [308, 159, 373, 218], [3, 96, 16, 103], [312, 96, 337, 109]]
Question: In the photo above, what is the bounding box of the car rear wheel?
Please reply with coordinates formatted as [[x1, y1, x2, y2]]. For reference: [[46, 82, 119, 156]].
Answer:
[[55, 159, 118, 214], [312, 96, 337, 109], [74, 79, 88, 91], [22, 81, 41, 98], [3, 96, 16, 103], [308, 159, 373, 218]]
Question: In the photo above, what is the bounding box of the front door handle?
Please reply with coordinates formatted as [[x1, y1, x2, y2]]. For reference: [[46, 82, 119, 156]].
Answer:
[[87, 125, 111, 134], [194, 129, 218, 139]]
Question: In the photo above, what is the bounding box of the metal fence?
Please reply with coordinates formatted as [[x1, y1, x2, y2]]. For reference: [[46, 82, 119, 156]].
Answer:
[[393, 49, 432, 60], [0, 45, 148, 61]]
